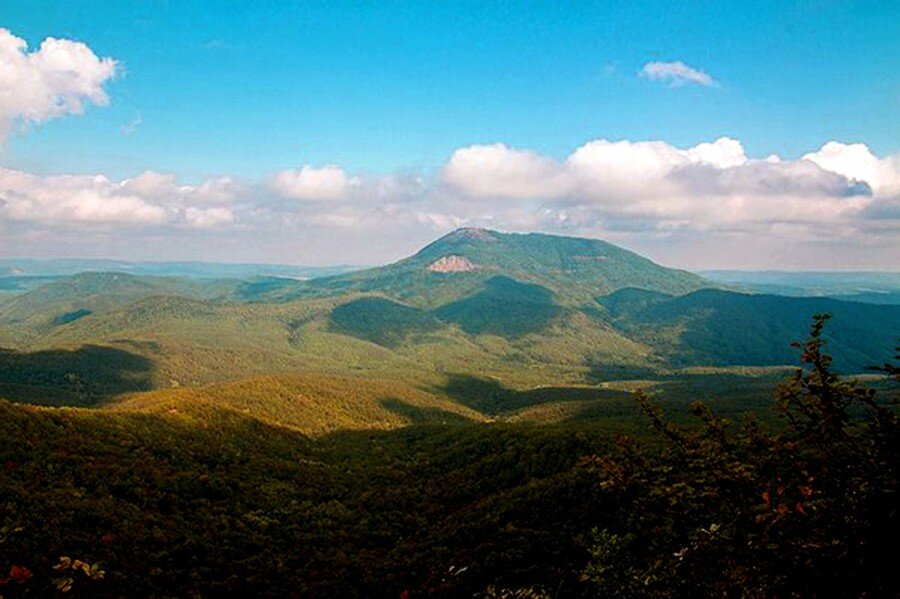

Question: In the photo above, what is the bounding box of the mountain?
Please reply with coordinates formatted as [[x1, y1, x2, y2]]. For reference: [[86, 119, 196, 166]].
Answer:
[[260, 227, 711, 306]]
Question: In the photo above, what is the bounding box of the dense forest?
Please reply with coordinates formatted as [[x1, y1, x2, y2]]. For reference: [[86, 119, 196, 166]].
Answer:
[[0, 316, 896, 597], [1, 232, 897, 596]]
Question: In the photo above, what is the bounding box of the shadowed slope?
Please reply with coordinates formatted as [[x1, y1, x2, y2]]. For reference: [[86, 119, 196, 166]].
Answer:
[[600, 288, 900, 372], [434, 276, 563, 337], [330, 297, 444, 347], [0, 345, 154, 406]]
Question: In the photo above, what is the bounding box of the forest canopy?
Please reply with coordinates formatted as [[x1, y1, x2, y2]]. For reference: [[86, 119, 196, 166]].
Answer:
[[0, 315, 896, 597]]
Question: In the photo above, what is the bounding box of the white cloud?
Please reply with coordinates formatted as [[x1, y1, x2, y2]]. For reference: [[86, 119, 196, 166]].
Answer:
[[441, 143, 572, 199], [121, 170, 179, 199], [271, 165, 351, 201], [567, 139, 694, 200], [183, 206, 234, 229], [0, 28, 118, 140], [192, 176, 239, 203], [415, 211, 466, 230], [442, 137, 753, 204], [803, 141, 900, 196], [428, 137, 895, 241], [0, 169, 166, 225], [0, 168, 238, 227], [259, 139, 896, 265], [686, 137, 747, 168], [640, 60, 717, 87], [120, 171, 238, 205]]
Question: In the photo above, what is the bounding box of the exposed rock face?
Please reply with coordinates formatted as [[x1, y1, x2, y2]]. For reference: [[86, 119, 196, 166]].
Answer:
[[427, 255, 478, 273]]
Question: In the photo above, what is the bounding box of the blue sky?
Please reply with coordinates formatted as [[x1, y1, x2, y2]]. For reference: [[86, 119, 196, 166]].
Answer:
[[5, 0, 898, 179], [0, 1, 898, 268]]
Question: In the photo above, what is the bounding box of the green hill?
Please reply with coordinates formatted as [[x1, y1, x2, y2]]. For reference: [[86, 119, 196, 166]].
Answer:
[[0, 397, 618, 596], [1, 303, 895, 597], [330, 296, 445, 347], [0, 272, 235, 342], [433, 275, 564, 337], [600, 288, 900, 372], [260, 227, 711, 307]]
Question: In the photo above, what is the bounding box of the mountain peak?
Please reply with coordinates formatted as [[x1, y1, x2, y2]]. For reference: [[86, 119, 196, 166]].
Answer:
[[444, 227, 500, 242], [413, 227, 500, 261]]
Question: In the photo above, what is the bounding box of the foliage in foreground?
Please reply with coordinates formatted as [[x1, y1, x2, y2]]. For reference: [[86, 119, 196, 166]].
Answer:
[[585, 314, 899, 597], [0, 315, 896, 597]]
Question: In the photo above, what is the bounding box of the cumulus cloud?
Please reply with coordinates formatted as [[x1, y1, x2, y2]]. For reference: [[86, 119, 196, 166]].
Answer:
[[640, 60, 717, 87], [193, 176, 240, 203], [120, 170, 179, 199], [0, 168, 238, 228], [0, 28, 118, 140], [686, 137, 747, 168], [443, 137, 753, 203], [441, 143, 571, 199], [803, 142, 900, 196], [0, 169, 166, 225], [428, 137, 899, 245], [249, 138, 895, 267], [271, 165, 352, 201]]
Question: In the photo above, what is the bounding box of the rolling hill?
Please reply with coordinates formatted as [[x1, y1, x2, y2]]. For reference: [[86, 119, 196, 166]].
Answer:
[[0, 272, 236, 341], [0, 228, 896, 418], [599, 287, 900, 372]]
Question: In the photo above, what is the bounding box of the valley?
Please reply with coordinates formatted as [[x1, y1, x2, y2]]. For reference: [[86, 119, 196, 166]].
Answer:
[[1, 228, 897, 596]]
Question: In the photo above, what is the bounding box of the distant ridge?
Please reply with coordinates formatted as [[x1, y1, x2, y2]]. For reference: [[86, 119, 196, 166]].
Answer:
[[0, 257, 361, 280]]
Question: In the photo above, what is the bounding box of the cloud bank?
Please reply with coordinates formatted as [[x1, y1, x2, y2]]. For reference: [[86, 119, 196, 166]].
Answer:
[[0, 168, 237, 228], [434, 137, 882, 239], [0, 28, 118, 140], [1, 138, 897, 269]]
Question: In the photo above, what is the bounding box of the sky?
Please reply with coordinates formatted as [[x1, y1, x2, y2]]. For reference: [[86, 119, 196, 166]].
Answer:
[[0, 0, 898, 269]]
